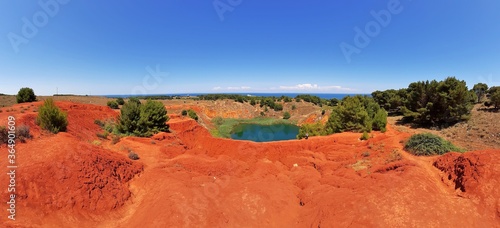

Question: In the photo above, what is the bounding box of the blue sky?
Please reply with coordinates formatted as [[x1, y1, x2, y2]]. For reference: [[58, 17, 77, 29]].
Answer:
[[1, 0, 499, 95]]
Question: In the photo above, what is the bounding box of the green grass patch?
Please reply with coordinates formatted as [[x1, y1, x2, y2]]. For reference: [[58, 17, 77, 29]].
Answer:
[[404, 133, 465, 156], [211, 117, 294, 138]]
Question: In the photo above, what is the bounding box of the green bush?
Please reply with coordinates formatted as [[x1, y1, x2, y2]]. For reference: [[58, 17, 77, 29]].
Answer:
[[360, 131, 369, 140], [212, 116, 224, 126], [250, 99, 256, 106], [128, 97, 141, 105], [16, 87, 36, 103], [491, 90, 500, 109], [321, 110, 326, 115], [116, 98, 125, 105], [297, 122, 325, 139], [404, 133, 463, 156], [291, 105, 296, 110], [181, 110, 188, 116], [273, 103, 283, 111], [107, 100, 119, 109], [283, 112, 291, 119], [187, 109, 198, 121], [372, 109, 388, 132], [36, 99, 68, 133]]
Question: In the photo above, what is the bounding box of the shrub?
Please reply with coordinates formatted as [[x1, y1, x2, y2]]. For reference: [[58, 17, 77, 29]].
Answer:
[[260, 111, 265, 116], [16, 125, 31, 141], [96, 131, 109, 139], [16, 87, 36, 103], [250, 99, 256, 106], [404, 133, 463, 156], [94, 119, 104, 127], [181, 110, 188, 116], [107, 100, 119, 109], [297, 122, 325, 139], [128, 151, 140, 160], [212, 116, 224, 126], [0, 126, 8, 144], [321, 110, 326, 115], [111, 135, 120, 145], [273, 103, 283, 111], [116, 98, 125, 105], [372, 109, 388, 132], [187, 109, 198, 121], [128, 97, 141, 105], [491, 90, 500, 109], [291, 105, 296, 110], [283, 112, 291, 119], [360, 131, 369, 140], [36, 99, 68, 134]]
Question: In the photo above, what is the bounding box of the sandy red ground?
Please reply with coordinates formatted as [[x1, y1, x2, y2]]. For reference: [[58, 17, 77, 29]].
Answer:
[[0, 101, 499, 227]]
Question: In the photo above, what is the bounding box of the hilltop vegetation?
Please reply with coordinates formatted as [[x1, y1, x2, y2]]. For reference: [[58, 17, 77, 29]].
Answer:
[[372, 77, 481, 126], [297, 95, 387, 139]]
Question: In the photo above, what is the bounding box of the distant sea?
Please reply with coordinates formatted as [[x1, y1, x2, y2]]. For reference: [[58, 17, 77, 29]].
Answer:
[[104, 93, 370, 100]]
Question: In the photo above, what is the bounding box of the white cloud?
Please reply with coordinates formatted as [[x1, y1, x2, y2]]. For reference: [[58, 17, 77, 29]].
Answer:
[[279, 83, 354, 91], [212, 86, 222, 90]]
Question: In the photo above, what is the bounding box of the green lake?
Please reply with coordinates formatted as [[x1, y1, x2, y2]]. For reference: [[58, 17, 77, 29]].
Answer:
[[230, 123, 299, 142]]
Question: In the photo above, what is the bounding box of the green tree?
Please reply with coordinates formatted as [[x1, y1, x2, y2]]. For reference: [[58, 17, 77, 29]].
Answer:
[[107, 100, 119, 109], [473, 83, 488, 103], [283, 112, 291, 119], [36, 99, 68, 133], [325, 96, 385, 133], [491, 90, 500, 109], [128, 97, 141, 105], [274, 103, 283, 111], [404, 77, 471, 125], [116, 98, 125, 105], [16, 87, 37, 103], [250, 99, 256, 106], [137, 100, 169, 135], [187, 109, 198, 121], [489, 86, 500, 96], [329, 98, 339, 106], [117, 100, 141, 135]]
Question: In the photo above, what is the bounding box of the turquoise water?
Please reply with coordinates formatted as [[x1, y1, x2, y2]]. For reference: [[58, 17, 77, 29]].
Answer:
[[230, 123, 299, 142]]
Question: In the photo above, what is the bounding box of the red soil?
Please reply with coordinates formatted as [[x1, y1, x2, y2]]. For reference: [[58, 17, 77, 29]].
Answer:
[[0, 101, 499, 227]]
